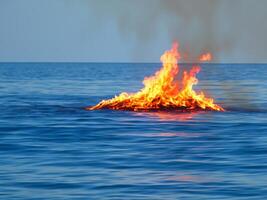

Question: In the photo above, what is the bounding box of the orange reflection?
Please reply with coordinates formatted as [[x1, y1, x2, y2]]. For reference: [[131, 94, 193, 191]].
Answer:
[[134, 111, 200, 122], [143, 132, 202, 138]]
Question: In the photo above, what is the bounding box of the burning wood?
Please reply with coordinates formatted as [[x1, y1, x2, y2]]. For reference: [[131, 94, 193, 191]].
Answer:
[[87, 42, 224, 112]]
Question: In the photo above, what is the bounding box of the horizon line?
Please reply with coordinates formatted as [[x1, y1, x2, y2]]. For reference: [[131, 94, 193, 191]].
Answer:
[[0, 61, 267, 65]]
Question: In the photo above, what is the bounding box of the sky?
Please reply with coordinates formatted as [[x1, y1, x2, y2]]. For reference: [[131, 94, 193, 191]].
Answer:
[[0, 0, 267, 63]]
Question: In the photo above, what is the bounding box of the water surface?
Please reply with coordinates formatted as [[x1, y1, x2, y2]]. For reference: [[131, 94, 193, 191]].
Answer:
[[0, 63, 267, 199]]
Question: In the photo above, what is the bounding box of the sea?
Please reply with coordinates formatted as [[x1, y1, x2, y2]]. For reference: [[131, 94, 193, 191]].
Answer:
[[0, 63, 267, 200]]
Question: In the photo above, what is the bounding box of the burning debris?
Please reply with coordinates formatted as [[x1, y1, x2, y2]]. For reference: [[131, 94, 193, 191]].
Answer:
[[87, 43, 224, 112], [199, 52, 212, 62]]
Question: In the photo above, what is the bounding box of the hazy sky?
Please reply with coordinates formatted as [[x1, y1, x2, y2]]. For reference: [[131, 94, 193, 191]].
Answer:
[[0, 0, 267, 62]]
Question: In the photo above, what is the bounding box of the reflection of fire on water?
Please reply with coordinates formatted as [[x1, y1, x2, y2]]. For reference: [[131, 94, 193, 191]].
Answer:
[[133, 111, 199, 122], [87, 42, 224, 112]]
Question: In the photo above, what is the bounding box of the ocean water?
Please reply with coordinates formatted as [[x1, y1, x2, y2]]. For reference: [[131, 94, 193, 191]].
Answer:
[[0, 63, 267, 200]]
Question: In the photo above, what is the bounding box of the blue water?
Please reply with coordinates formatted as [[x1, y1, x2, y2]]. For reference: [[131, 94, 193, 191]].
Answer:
[[0, 63, 267, 200]]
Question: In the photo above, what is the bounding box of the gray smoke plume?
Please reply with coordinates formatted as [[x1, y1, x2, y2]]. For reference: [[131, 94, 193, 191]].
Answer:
[[85, 0, 267, 62], [87, 0, 221, 61]]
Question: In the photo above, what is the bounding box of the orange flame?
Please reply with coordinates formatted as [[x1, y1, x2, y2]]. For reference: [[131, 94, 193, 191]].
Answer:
[[199, 52, 212, 62], [87, 42, 224, 112]]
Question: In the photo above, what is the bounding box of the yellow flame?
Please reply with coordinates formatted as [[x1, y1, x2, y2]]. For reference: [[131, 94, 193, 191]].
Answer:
[[199, 52, 212, 62], [87, 42, 224, 112]]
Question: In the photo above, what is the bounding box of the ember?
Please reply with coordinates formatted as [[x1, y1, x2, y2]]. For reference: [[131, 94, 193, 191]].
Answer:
[[199, 52, 212, 62], [87, 42, 224, 112]]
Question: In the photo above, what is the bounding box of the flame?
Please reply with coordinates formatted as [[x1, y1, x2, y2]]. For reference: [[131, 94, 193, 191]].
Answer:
[[87, 42, 224, 112], [199, 52, 212, 62]]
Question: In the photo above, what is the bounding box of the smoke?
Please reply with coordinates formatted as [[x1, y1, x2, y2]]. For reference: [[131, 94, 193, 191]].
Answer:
[[85, 0, 267, 62], [86, 0, 231, 62]]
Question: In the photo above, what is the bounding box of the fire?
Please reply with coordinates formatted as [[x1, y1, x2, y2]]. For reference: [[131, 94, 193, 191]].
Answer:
[[87, 42, 224, 112], [199, 52, 212, 62]]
